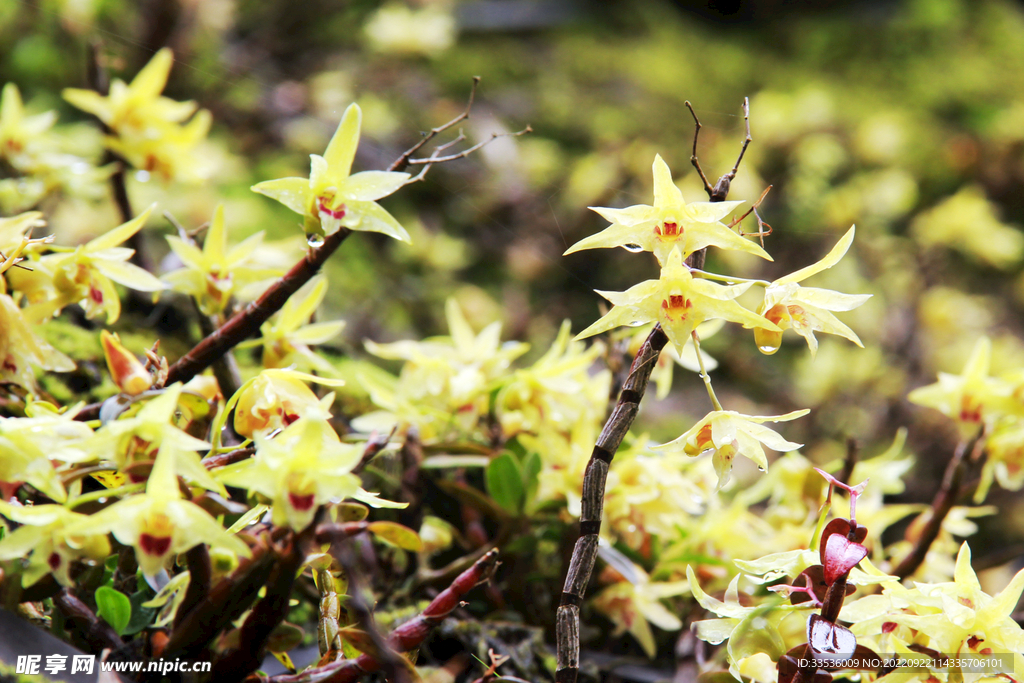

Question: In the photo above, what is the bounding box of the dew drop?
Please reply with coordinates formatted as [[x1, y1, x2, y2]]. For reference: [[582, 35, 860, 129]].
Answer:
[[759, 344, 781, 355], [758, 466, 766, 472], [135, 170, 151, 183], [307, 233, 325, 248], [622, 244, 644, 253], [628, 320, 646, 327]]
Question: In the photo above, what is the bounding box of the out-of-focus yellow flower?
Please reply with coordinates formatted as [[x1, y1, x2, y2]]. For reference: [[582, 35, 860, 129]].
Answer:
[[0, 502, 110, 587], [0, 84, 57, 164], [63, 49, 213, 184], [163, 205, 282, 316], [576, 246, 778, 354], [566, 154, 768, 266], [592, 548, 690, 657], [77, 447, 250, 577], [0, 405, 94, 502], [252, 103, 411, 242], [654, 409, 809, 488], [364, 4, 456, 56], [0, 293, 74, 392], [754, 226, 870, 357], [237, 276, 343, 374], [355, 298, 528, 439], [13, 206, 164, 323], [908, 336, 1021, 433]]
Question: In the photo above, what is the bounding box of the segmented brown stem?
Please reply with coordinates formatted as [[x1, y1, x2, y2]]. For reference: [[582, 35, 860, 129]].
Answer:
[[556, 99, 751, 683]]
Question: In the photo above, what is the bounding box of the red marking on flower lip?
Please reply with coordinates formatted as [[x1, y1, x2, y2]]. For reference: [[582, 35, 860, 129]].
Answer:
[[140, 534, 172, 556], [655, 222, 679, 237], [48, 552, 62, 570], [317, 198, 347, 220], [882, 621, 897, 633], [288, 492, 316, 511], [89, 286, 104, 303]]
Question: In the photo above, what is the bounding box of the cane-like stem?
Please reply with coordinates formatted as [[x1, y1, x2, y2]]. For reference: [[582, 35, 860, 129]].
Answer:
[[555, 99, 752, 683]]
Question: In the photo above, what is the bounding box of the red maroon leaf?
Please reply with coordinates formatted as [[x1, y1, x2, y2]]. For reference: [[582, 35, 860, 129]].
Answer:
[[807, 614, 857, 666], [792, 565, 829, 604], [823, 533, 867, 585], [819, 518, 867, 566]]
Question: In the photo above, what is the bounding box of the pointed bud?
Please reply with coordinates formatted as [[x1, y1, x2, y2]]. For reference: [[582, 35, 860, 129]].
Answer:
[[101, 330, 152, 396]]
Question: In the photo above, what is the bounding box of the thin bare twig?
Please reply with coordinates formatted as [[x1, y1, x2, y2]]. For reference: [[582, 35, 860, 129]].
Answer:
[[404, 127, 533, 184], [389, 77, 480, 173]]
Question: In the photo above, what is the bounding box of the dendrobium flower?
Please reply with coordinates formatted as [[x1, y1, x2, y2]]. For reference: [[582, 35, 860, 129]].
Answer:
[[216, 409, 363, 531], [13, 206, 165, 323], [77, 448, 250, 577], [0, 502, 110, 587], [0, 84, 58, 164], [0, 405, 94, 503], [63, 49, 213, 183], [592, 544, 690, 657], [566, 154, 769, 265], [0, 292, 74, 392], [236, 276, 344, 374], [908, 336, 1021, 432], [653, 409, 809, 488], [252, 103, 411, 242], [228, 368, 345, 440], [575, 246, 779, 354], [163, 205, 282, 316], [89, 383, 223, 493], [754, 226, 871, 357]]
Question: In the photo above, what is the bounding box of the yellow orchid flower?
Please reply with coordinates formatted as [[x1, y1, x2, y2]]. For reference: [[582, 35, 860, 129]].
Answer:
[[592, 544, 690, 657], [754, 226, 871, 357], [163, 205, 282, 315], [0, 293, 74, 392], [0, 502, 110, 587], [566, 154, 769, 265], [13, 205, 165, 323], [908, 336, 1021, 432], [0, 83, 58, 163], [75, 447, 251, 577], [216, 410, 363, 531], [252, 103, 411, 242], [885, 543, 1024, 677], [575, 246, 779, 354], [0, 404, 95, 503], [236, 275, 344, 374], [89, 383, 224, 494], [653, 409, 810, 488], [63, 49, 197, 132], [63, 49, 212, 184], [225, 368, 345, 441]]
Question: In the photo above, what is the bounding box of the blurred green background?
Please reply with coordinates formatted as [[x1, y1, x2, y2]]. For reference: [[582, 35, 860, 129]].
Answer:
[[5, 0, 1024, 581]]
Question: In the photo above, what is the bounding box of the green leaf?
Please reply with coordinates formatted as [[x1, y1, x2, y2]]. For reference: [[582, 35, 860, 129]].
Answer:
[[95, 585, 131, 635], [368, 521, 423, 552], [522, 451, 542, 505], [486, 453, 524, 513], [123, 586, 158, 635]]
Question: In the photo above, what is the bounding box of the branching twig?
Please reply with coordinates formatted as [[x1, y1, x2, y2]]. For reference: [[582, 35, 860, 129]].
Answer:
[[262, 549, 500, 683], [404, 127, 532, 184], [556, 99, 752, 683], [389, 77, 480, 173], [893, 429, 985, 580], [202, 445, 256, 470]]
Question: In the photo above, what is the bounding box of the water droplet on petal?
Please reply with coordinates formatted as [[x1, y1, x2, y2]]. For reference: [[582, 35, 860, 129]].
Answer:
[[759, 344, 781, 355], [628, 320, 646, 327], [135, 170, 151, 183], [307, 233, 325, 248], [622, 244, 644, 253]]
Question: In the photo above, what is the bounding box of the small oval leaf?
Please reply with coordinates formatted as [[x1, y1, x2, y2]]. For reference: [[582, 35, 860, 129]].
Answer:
[[368, 521, 423, 552], [95, 585, 132, 635], [486, 453, 524, 513]]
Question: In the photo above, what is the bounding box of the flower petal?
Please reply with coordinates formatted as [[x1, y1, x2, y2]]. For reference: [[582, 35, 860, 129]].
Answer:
[[252, 177, 312, 216], [343, 201, 411, 243], [342, 170, 410, 201], [652, 154, 683, 210], [564, 221, 655, 256], [775, 226, 856, 285], [323, 103, 361, 181]]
